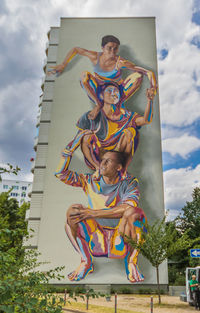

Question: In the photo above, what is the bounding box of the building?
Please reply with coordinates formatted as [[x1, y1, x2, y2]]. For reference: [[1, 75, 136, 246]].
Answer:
[[0, 179, 32, 205], [27, 17, 168, 288]]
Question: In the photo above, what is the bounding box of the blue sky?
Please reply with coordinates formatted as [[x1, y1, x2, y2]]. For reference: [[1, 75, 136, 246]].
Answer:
[[0, 0, 200, 220]]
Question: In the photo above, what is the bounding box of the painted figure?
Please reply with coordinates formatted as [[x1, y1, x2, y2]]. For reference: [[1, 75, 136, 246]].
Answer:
[[55, 149, 147, 282], [49, 35, 157, 120], [64, 83, 155, 172]]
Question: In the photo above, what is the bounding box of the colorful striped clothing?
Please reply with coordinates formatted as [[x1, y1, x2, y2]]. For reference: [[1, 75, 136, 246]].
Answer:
[[81, 54, 143, 109], [55, 154, 140, 211], [77, 108, 140, 151], [93, 53, 123, 82]]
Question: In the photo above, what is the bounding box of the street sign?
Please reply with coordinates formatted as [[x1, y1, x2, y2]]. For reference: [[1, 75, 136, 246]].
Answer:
[[190, 249, 200, 258]]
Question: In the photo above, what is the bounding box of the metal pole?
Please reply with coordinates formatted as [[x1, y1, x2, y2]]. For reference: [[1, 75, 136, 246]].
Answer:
[[86, 291, 89, 310], [64, 289, 67, 306], [151, 296, 154, 313], [115, 293, 117, 313]]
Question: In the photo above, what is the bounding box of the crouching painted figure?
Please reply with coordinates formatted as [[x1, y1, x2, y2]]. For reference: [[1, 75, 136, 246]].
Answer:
[[55, 149, 147, 282]]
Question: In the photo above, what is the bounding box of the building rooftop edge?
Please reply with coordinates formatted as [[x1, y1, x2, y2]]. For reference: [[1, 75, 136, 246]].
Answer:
[[0, 179, 32, 183], [60, 16, 156, 19]]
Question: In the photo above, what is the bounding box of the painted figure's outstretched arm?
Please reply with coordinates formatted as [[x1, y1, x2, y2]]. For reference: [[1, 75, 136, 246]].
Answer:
[[55, 128, 95, 186], [119, 58, 157, 93], [135, 88, 155, 127], [48, 47, 97, 75], [55, 146, 87, 188]]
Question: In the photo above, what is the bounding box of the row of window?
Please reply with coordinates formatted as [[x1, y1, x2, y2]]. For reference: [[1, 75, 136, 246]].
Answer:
[[3, 185, 27, 190], [10, 193, 27, 197]]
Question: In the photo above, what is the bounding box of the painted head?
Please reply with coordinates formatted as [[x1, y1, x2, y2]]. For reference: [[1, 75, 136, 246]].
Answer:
[[100, 82, 121, 105], [99, 149, 128, 179], [101, 35, 120, 57]]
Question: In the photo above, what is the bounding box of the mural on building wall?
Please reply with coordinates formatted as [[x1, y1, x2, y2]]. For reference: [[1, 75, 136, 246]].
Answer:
[[49, 35, 157, 282]]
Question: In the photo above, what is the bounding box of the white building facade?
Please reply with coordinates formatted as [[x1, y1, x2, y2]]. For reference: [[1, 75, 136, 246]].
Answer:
[[0, 179, 32, 205]]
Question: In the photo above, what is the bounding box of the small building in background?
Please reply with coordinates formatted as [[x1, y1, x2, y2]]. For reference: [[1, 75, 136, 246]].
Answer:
[[0, 179, 32, 205]]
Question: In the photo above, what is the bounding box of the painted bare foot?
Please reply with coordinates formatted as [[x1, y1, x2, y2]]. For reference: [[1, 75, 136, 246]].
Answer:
[[68, 260, 94, 281], [125, 261, 144, 283], [88, 106, 101, 120]]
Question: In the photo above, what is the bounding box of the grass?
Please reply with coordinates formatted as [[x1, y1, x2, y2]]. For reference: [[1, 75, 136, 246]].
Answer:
[[64, 301, 143, 313], [63, 294, 190, 313], [153, 302, 190, 309]]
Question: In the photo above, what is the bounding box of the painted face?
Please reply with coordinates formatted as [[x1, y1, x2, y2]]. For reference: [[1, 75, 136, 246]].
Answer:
[[103, 85, 120, 104], [100, 152, 121, 178], [102, 42, 119, 57]]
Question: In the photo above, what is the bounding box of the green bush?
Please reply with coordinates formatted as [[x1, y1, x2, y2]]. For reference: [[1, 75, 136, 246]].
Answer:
[[0, 233, 65, 313], [74, 286, 86, 294], [110, 287, 115, 294], [174, 275, 186, 286], [47, 285, 73, 294], [120, 287, 133, 294], [138, 288, 151, 294]]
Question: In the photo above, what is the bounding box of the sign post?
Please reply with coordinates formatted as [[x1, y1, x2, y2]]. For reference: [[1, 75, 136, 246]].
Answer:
[[190, 249, 200, 258]]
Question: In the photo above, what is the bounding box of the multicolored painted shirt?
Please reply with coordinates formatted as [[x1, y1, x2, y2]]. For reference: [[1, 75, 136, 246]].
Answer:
[[55, 154, 140, 211]]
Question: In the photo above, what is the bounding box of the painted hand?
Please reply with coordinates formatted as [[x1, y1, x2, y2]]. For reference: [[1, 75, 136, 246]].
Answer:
[[47, 64, 65, 75], [70, 206, 96, 223], [146, 88, 155, 100]]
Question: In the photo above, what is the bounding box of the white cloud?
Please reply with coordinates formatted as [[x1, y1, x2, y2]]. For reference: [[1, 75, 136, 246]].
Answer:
[[159, 40, 200, 127], [0, 163, 10, 171], [166, 209, 180, 221], [1, 171, 33, 182], [0, 162, 33, 181], [163, 165, 200, 212], [162, 133, 200, 158], [0, 79, 38, 138], [161, 125, 186, 140]]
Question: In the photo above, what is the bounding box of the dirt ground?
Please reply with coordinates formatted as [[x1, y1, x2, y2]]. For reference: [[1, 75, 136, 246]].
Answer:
[[64, 294, 197, 313]]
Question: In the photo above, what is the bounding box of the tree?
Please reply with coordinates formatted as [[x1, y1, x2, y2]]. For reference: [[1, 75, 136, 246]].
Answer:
[[0, 228, 65, 313], [127, 217, 197, 304], [0, 192, 28, 259], [176, 188, 200, 237], [167, 187, 200, 275], [0, 185, 65, 312], [0, 164, 20, 181]]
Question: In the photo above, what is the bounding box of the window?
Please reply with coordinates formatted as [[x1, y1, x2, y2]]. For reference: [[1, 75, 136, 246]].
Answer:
[[12, 186, 19, 190], [3, 185, 8, 189], [10, 193, 18, 197], [22, 186, 27, 191], [21, 193, 26, 198]]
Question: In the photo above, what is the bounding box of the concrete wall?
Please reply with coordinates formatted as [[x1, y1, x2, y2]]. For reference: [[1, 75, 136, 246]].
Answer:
[[169, 286, 186, 296]]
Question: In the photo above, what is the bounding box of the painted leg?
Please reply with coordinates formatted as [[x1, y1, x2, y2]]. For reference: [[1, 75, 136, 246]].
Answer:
[[122, 72, 143, 103], [81, 134, 100, 170], [65, 205, 94, 281], [124, 247, 144, 283], [80, 71, 102, 120], [116, 128, 136, 174], [67, 232, 94, 281], [55, 129, 93, 176], [118, 206, 146, 282]]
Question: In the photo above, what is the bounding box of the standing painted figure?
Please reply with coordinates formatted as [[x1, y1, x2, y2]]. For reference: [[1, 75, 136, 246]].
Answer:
[[49, 35, 157, 120]]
